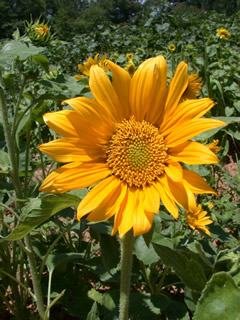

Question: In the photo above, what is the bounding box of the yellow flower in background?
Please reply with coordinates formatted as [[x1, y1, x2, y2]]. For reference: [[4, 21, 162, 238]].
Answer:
[[181, 72, 202, 100], [185, 196, 213, 236], [126, 53, 134, 61], [208, 139, 221, 154], [75, 53, 107, 79], [207, 201, 215, 210], [168, 44, 176, 51], [216, 28, 231, 40], [35, 25, 49, 37], [39, 55, 226, 237]]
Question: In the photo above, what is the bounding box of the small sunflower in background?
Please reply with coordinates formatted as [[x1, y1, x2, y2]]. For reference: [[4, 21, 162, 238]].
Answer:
[[185, 195, 213, 236], [168, 43, 176, 51], [125, 53, 136, 77], [25, 18, 52, 45], [74, 53, 107, 79], [216, 28, 231, 40]]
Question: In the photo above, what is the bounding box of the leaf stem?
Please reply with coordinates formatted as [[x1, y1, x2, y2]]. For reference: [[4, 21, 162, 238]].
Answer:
[[119, 230, 134, 320]]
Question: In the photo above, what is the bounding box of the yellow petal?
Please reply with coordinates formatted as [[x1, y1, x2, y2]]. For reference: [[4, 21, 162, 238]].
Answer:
[[160, 98, 214, 135], [53, 163, 111, 191], [169, 141, 219, 164], [87, 182, 127, 222], [167, 176, 189, 209], [43, 110, 83, 137], [38, 138, 106, 163], [130, 56, 167, 121], [164, 160, 183, 182], [133, 190, 154, 236], [163, 62, 188, 119], [89, 65, 123, 121], [165, 118, 227, 148], [105, 60, 131, 118], [143, 184, 160, 213], [39, 169, 65, 193], [77, 176, 120, 219], [117, 187, 138, 237], [155, 176, 179, 219], [183, 169, 217, 196], [63, 96, 114, 132]]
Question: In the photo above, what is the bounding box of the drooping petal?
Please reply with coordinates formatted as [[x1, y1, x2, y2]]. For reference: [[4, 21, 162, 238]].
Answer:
[[40, 162, 111, 193], [130, 56, 168, 121], [183, 169, 217, 196], [105, 60, 131, 118], [169, 141, 219, 164], [87, 181, 127, 222], [38, 137, 106, 163], [77, 176, 121, 220], [115, 187, 138, 237], [89, 65, 123, 121], [155, 176, 179, 219], [164, 160, 183, 182], [165, 118, 226, 148], [143, 184, 160, 213], [160, 98, 214, 135], [166, 176, 189, 209], [133, 189, 154, 236]]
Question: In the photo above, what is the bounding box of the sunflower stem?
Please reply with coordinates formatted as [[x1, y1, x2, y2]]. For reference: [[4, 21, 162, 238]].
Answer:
[[119, 230, 134, 320]]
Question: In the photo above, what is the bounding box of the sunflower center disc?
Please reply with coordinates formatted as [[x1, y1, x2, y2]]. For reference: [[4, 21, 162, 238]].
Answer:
[[106, 118, 168, 188]]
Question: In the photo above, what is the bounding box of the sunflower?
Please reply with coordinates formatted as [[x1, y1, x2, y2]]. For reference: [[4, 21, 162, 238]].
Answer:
[[35, 25, 49, 37], [39, 56, 226, 237], [168, 44, 176, 51], [216, 28, 231, 40], [208, 139, 221, 154], [185, 195, 213, 236], [74, 53, 107, 79], [181, 72, 202, 100], [126, 53, 134, 61]]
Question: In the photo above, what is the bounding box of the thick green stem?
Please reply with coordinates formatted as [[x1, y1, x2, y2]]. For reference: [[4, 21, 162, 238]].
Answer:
[[0, 85, 45, 319], [119, 230, 134, 320]]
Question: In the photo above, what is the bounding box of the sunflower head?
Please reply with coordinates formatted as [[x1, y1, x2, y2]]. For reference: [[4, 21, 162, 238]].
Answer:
[[181, 72, 202, 100], [216, 28, 231, 40], [185, 203, 213, 236], [25, 18, 52, 45], [39, 55, 226, 237], [208, 139, 221, 154], [76, 53, 107, 77], [168, 43, 176, 51]]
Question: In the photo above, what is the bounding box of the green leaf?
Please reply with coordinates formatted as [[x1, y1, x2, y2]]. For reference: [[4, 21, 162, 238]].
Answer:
[[193, 272, 240, 320], [32, 54, 49, 73], [153, 244, 207, 291], [87, 302, 100, 320], [134, 235, 160, 265], [0, 150, 10, 172], [46, 252, 83, 273], [88, 288, 116, 311], [100, 234, 120, 271], [0, 193, 80, 241], [0, 40, 43, 66]]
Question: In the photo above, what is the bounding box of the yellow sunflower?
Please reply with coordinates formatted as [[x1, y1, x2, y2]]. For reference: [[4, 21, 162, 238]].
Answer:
[[168, 44, 176, 51], [185, 195, 213, 236], [35, 25, 49, 37], [216, 28, 231, 40], [208, 139, 221, 154], [74, 53, 107, 79], [181, 72, 202, 100], [39, 56, 226, 237]]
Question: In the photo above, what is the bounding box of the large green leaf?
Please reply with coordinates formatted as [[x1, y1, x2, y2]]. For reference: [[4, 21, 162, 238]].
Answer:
[[0, 193, 81, 241], [134, 235, 160, 265], [86, 302, 100, 320], [0, 40, 43, 66], [153, 244, 207, 292], [193, 272, 240, 320]]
